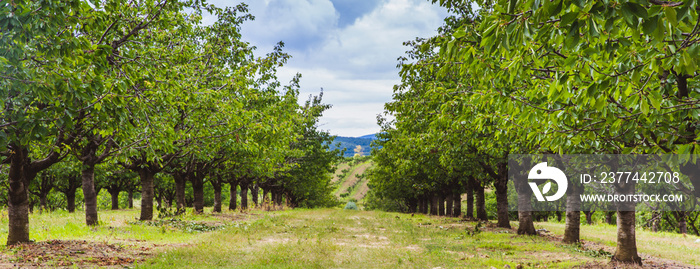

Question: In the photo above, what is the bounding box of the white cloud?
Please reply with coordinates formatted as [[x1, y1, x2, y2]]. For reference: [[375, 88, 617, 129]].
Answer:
[[207, 0, 448, 137]]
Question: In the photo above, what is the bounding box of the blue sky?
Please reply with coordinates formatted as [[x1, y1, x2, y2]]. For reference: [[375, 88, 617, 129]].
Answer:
[[206, 0, 449, 137]]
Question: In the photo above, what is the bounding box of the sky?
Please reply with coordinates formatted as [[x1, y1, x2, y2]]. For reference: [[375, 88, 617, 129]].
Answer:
[[205, 0, 449, 137]]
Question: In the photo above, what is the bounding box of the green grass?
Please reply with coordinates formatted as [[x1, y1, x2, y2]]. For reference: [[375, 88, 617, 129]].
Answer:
[[0, 208, 229, 245], [1, 208, 698, 268], [536, 221, 700, 266], [140, 209, 602, 268]]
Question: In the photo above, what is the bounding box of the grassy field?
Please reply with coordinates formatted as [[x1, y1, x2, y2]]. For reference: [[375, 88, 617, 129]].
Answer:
[[0, 208, 698, 268]]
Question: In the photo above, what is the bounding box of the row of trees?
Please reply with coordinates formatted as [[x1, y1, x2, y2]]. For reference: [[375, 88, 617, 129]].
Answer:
[[1, 0, 340, 245], [368, 0, 699, 265]]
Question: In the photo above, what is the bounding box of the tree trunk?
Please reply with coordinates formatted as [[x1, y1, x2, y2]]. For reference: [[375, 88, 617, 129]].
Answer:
[[240, 182, 249, 210], [127, 189, 134, 209], [7, 160, 31, 245], [438, 194, 445, 216], [445, 194, 453, 217], [408, 198, 418, 213], [495, 163, 511, 228], [66, 190, 76, 213], [39, 194, 48, 213], [430, 194, 439, 216], [516, 193, 535, 235], [466, 177, 474, 218], [262, 188, 269, 209], [174, 173, 186, 214], [453, 193, 462, 217], [418, 197, 426, 214], [612, 210, 642, 265], [612, 175, 641, 265], [514, 173, 535, 235], [606, 212, 615, 225], [651, 212, 660, 232], [475, 182, 487, 221], [191, 176, 204, 214], [563, 183, 582, 244], [584, 211, 594, 225], [251, 185, 259, 207], [82, 164, 99, 226], [229, 183, 237, 211], [139, 169, 155, 220], [676, 211, 687, 234], [563, 209, 581, 243], [109, 188, 120, 210], [212, 180, 222, 213], [275, 190, 283, 207]]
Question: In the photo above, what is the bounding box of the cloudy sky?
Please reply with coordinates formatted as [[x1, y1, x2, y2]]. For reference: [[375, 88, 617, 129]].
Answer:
[[207, 0, 449, 137]]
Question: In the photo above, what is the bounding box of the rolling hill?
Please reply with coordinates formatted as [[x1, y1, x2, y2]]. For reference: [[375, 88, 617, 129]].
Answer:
[[328, 134, 378, 157]]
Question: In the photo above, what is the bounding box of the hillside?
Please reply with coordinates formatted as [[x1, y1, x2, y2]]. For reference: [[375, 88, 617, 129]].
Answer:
[[332, 158, 373, 205], [329, 134, 378, 157]]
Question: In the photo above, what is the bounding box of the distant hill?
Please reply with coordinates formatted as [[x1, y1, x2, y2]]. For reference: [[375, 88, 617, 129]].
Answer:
[[329, 134, 378, 157], [357, 134, 377, 139]]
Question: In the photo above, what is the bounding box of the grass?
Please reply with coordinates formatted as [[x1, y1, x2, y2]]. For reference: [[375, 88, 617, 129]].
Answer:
[[141, 209, 602, 268], [0, 208, 698, 268], [0, 209, 234, 247], [536, 221, 700, 266]]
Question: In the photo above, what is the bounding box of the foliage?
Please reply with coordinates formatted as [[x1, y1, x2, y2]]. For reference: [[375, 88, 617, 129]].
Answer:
[[343, 201, 358, 210]]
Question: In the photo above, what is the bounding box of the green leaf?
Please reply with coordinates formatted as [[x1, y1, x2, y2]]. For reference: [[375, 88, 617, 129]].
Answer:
[[642, 17, 658, 35], [640, 97, 649, 115], [625, 2, 648, 19], [665, 7, 677, 26], [453, 29, 466, 39], [648, 91, 662, 109], [594, 97, 606, 110]]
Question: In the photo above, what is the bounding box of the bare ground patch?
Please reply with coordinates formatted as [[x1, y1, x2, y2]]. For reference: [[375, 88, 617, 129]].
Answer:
[[0, 239, 157, 268]]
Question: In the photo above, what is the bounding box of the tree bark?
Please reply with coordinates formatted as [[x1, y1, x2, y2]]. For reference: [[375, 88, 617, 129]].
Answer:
[[139, 169, 155, 220], [445, 193, 454, 217], [109, 188, 120, 210], [438, 194, 445, 216], [127, 189, 134, 209], [174, 173, 186, 214], [584, 211, 594, 225], [612, 174, 641, 265], [495, 163, 511, 229], [563, 182, 582, 244], [466, 177, 474, 218], [7, 159, 31, 244], [606, 212, 615, 225], [251, 185, 259, 207], [419, 196, 427, 214], [430, 194, 439, 216], [6, 144, 59, 245], [39, 194, 48, 213], [475, 182, 487, 221], [240, 182, 249, 210], [676, 211, 687, 234], [516, 191, 535, 235], [191, 175, 204, 214], [229, 183, 237, 211], [612, 210, 642, 265], [66, 191, 76, 213], [408, 198, 418, 213], [212, 180, 222, 213], [514, 170, 535, 235], [81, 164, 99, 226], [453, 193, 462, 217]]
